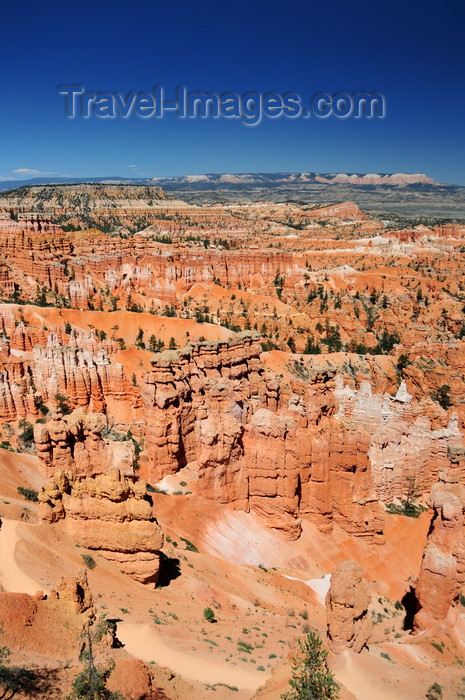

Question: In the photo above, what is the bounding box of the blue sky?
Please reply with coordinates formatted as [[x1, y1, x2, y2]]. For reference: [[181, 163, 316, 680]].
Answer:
[[1, 0, 464, 184]]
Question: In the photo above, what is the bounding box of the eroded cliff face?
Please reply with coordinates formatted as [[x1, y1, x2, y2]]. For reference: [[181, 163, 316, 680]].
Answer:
[[2, 313, 459, 545], [0, 315, 138, 422], [34, 408, 135, 478], [335, 379, 465, 503], [139, 335, 465, 542], [326, 560, 372, 654], [142, 333, 385, 541], [413, 470, 465, 632]]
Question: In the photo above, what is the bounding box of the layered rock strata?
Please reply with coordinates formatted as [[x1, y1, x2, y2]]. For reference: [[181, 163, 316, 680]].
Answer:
[[34, 409, 135, 478], [39, 468, 164, 584], [142, 333, 385, 541]]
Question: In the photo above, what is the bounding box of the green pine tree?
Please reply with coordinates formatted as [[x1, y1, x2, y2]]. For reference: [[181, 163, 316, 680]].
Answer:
[[281, 631, 339, 700]]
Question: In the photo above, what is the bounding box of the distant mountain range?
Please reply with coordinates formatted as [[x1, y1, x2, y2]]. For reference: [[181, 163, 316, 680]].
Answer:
[[0, 171, 440, 192], [150, 172, 438, 186], [0, 172, 464, 217]]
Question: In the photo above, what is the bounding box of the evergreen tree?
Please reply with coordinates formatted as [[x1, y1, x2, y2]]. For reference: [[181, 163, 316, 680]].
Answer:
[[67, 622, 123, 700], [281, 631, 339, 700], [0, 645, 36, 697]]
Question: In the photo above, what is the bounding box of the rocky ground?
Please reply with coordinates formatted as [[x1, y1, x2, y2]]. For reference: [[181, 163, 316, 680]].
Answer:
[[0, 185, 464, 698]]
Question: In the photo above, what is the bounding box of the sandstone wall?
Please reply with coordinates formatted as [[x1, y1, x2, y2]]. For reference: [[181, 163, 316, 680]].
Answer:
[[413, 470, 465, 632], [142, 333, 385, 541]]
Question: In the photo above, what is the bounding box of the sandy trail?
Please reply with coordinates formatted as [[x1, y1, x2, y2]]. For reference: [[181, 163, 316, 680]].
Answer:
[[335, 650, 404, 700], [0, 519, 39, 594], [117, 621, 267, 692]]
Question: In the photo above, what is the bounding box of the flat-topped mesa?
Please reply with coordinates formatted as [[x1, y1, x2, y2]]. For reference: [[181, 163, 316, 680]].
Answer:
[[413, 470, 465, 632], [34, 409, 136, 478], [0, 184, 168, 221], [326, 560, 372, 654], [39, 469, 164, 584], [142, 333, 385, 542]]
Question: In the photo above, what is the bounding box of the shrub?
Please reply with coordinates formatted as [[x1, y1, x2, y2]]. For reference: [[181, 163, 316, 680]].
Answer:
[[18, 419, 34, 449], [303, 334, 321, 354], [81, 554, 96, 570], [17, 486, 38, 502], [385, 476, 426, 518], [203, 607, 216, 623], [179, 536, 199, 553], [0, 645, 36, 697], [55, 393, 71, 415], [396, 354, 411, 375], [67, 624, 123, 699], [426, 683, 443, 700], [431, 384, 452, 410], [385, 501, 427, 518]]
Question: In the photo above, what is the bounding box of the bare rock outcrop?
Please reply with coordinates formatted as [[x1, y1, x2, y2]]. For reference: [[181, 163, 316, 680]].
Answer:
[[107, 658, 169, 700], [413, 470, 465, 632], [52, 568, 95, 620], [34, 408, 135, 478], [326, 560, 372, 653], [39, 469, 163, 584], [142, 335, 385, 541], [336, 379, 465, 503]]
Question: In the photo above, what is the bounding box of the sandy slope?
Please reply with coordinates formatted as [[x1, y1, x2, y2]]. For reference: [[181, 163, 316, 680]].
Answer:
[[0, 519, 39, 594]]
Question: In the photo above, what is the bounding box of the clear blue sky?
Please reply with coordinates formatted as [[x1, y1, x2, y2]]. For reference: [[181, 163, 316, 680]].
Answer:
[[1, 0, 464, 184]]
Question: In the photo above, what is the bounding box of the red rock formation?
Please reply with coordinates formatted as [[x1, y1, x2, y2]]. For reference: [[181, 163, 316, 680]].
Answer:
[[34, 409, 135, 478], [0, 571, 96, 663], [39, 469, 164, 584], [413, 470, 465, 632], [335, 379, 465, 503], [142, 333, 265, 482], [142, 334, 385, 541], [326, 560, 372, 653], [306, 201, 367, 220], [107, 659, 169, 700], [53, 568, 95, 619], [0, 324, 137, 421]]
